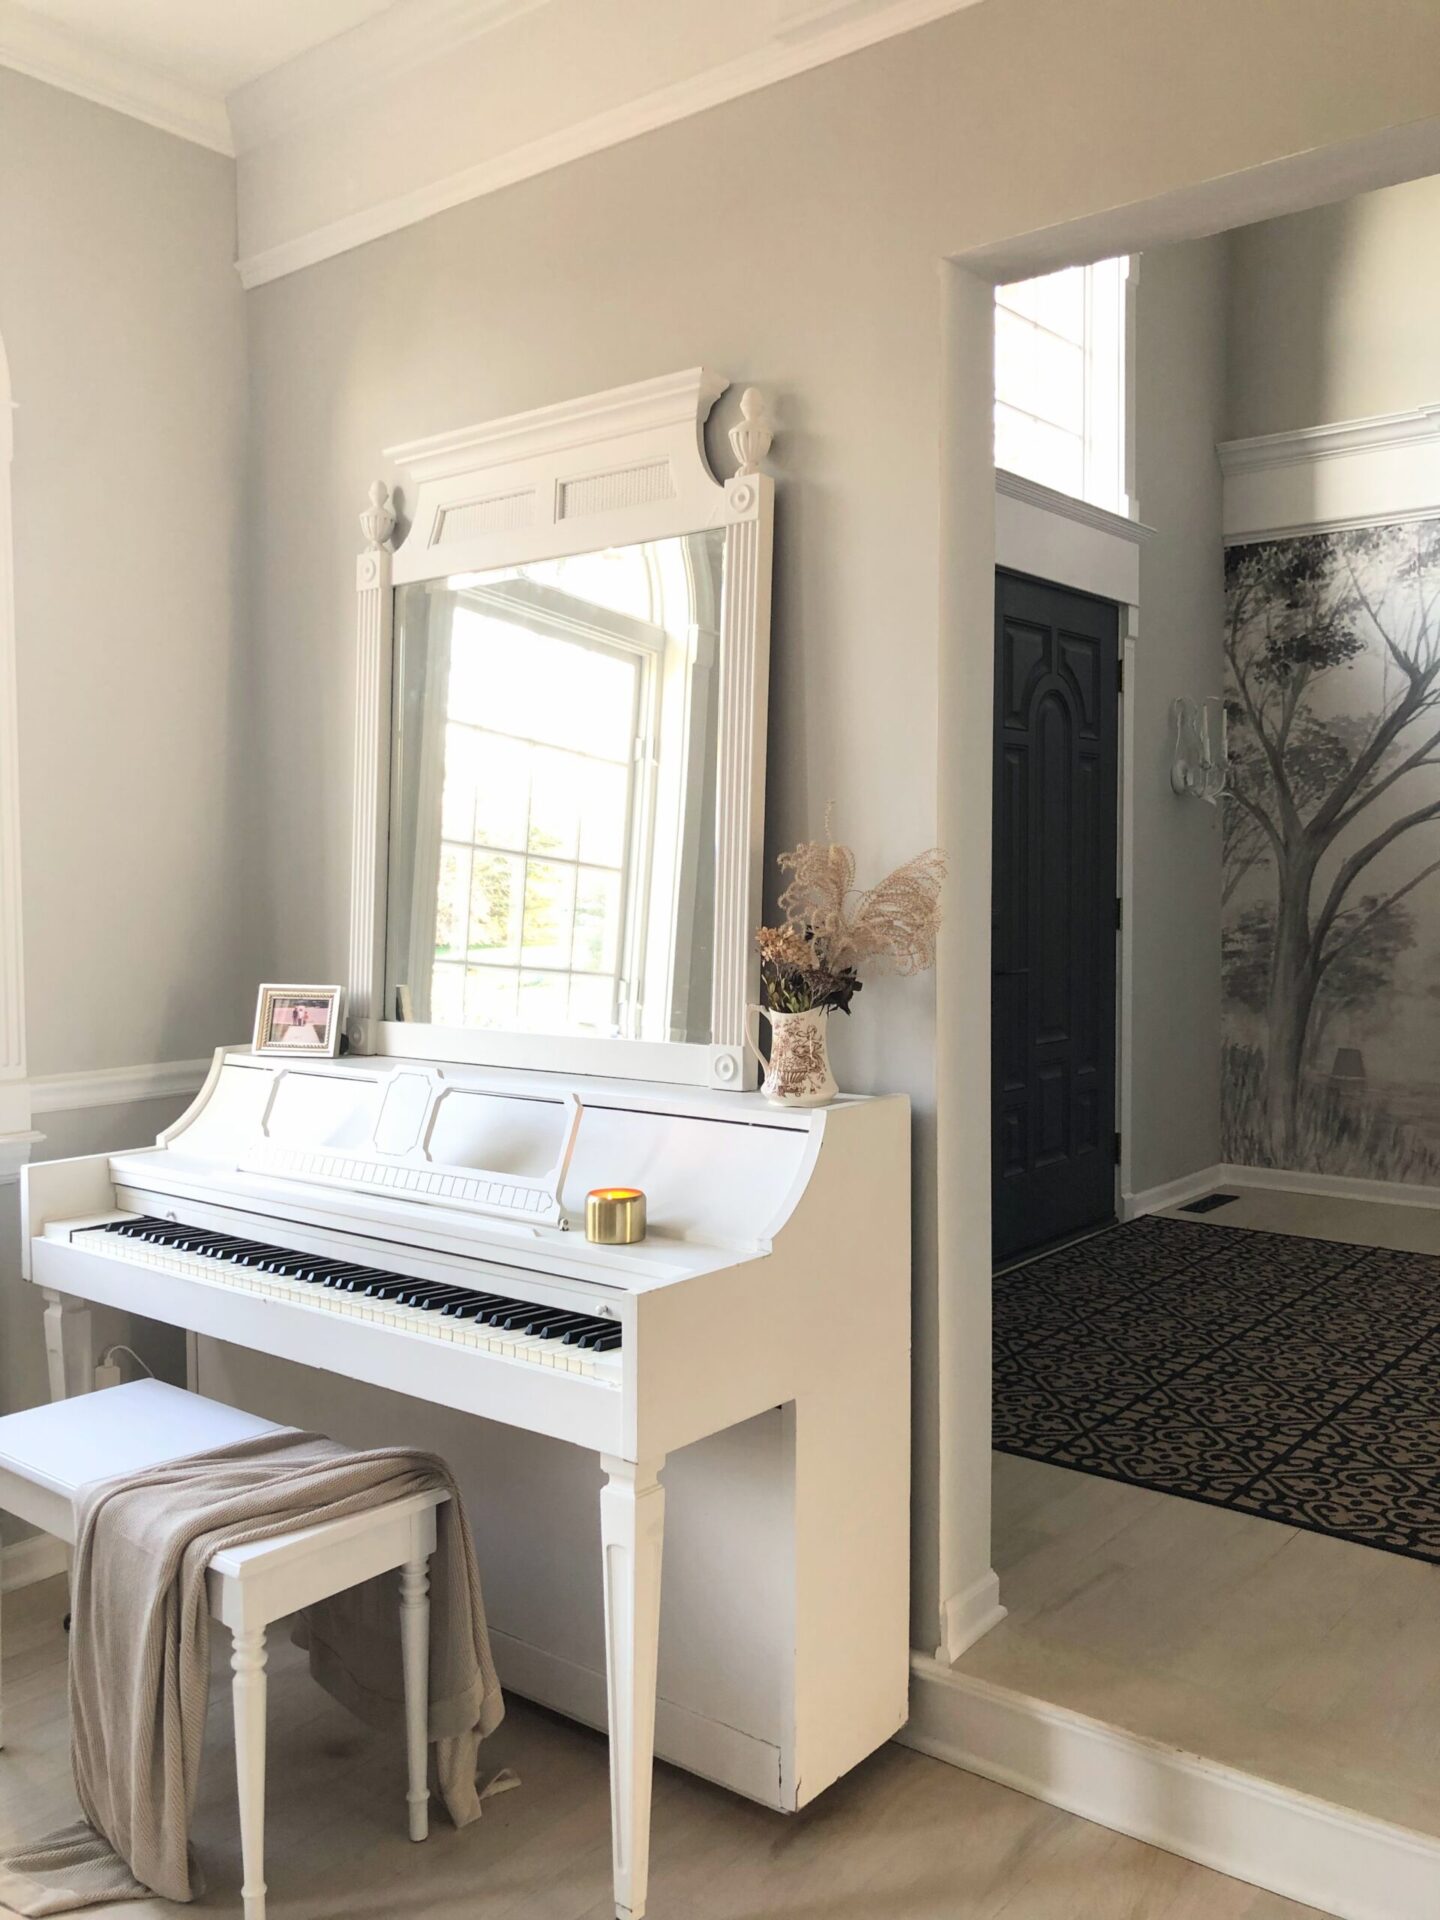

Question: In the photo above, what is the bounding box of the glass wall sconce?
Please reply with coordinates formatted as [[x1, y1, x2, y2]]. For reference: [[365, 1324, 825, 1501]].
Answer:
[[1170, 696, 1228, 804]]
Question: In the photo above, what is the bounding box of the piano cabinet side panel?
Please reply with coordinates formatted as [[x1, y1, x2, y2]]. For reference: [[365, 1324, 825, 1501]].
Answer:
[[195, 1338, 793, 1809], [19, 1153, 116, 1280], [634, 1096, 912, 1808]]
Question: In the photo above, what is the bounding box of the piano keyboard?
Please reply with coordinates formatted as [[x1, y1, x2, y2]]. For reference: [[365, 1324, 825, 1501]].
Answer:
[[68, 1217, 624, 1384]]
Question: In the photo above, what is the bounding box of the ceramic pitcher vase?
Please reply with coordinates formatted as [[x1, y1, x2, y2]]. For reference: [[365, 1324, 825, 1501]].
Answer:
[[746, 1005, 839, 1108]]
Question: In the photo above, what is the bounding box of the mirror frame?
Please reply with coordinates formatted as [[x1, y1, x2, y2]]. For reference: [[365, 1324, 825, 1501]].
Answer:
[[348, 367, 775, 1089]]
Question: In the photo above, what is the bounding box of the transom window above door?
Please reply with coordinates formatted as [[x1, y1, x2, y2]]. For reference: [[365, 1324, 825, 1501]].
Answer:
[[994, 256, 1133, 517]]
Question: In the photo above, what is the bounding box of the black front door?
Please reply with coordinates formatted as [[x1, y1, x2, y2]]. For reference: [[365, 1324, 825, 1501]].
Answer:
[[992, 569, 1119, 1267]]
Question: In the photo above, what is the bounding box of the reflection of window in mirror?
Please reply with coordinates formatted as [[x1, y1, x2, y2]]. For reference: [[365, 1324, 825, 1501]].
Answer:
[[386, 532, 724, 1047]]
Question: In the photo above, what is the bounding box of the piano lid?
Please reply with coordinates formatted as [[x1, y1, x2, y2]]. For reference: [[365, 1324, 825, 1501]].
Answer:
[[111, 1049, 841, 1269]]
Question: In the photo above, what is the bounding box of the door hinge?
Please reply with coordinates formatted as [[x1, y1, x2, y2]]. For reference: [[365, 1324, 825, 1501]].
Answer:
[[1116, 656, 1124, 694], [1114, 1130, 1123, 1165], [1115, 896, 1123, 931]]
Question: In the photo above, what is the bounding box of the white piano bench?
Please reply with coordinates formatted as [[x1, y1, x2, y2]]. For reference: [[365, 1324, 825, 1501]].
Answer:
[[0, 1378, 448, 1920]]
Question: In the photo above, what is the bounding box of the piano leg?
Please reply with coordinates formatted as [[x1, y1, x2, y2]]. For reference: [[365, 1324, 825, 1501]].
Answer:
[[599, 1455, 665, 1920], [41, 1290, 94, 1400]]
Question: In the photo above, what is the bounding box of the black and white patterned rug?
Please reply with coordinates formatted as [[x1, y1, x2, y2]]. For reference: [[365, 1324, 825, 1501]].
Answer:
[[994, 1213, 1440, 1564]]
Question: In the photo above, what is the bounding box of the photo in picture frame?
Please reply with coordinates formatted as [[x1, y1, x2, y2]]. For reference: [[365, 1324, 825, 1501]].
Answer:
[[253, 983, 345, 1058]]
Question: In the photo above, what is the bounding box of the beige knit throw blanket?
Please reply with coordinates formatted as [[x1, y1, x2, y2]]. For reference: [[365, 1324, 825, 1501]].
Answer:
[[0, 1429, 505, 1914]]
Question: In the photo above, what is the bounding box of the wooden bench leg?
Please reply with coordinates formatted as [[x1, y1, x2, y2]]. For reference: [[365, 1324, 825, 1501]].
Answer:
[[400, 1553, 430, 1842], [231, 1626, 268, 1920]]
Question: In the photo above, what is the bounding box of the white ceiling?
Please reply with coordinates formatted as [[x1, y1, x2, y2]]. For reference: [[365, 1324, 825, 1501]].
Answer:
[[4, 0, 397, 94]]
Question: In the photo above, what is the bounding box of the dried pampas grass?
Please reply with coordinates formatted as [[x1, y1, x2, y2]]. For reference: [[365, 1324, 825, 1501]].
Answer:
[[756, 820, 946, 1012], [779, 838, 946, 977]]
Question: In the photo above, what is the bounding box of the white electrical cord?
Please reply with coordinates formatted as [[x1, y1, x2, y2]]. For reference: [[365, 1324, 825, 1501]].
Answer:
[[95, 1344, 154, 1389]]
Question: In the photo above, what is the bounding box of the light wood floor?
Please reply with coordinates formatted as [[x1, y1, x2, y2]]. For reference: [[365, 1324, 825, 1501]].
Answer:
[[971, 1187, 1440, 1842], [0, 1577, 1319, 1920]]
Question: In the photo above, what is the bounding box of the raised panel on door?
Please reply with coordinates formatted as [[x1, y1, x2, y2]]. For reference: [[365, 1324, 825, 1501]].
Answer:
[[992, 571, 1119, 1266]]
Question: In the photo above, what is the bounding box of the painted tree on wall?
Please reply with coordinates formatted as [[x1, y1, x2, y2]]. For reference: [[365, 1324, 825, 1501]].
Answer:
[[1224, 519, 1440, 1162]]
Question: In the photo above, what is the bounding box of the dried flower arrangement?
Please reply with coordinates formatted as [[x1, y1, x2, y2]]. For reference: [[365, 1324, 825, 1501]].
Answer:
[[755, 829, 947, 1016]]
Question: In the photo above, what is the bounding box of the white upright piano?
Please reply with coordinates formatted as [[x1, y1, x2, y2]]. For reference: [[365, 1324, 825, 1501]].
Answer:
[[21, 370, 913, 1920]]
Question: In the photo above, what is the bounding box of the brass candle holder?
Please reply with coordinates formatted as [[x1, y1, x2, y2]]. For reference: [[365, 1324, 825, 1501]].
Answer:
[[586, 1187, 647, 1245]]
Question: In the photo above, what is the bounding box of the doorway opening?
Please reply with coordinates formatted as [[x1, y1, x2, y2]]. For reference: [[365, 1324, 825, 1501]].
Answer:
[[944, 160, 1440, 1881]]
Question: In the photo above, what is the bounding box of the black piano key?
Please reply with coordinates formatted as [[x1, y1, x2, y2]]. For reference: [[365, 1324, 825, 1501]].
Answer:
[[357, 1276, 427, 1300], [536, 1314, 590, 1339], [593, 1331, 623, 1352], [312, 1265, 375, 1288], [573, 1323, 618, 1349], [438, 1293, 509, 1318], [516, 1309, 581, 1335], [284, 1259, 360, 1283], [412, 1287, 479, 1312], [391, 1282, 461, 1307]]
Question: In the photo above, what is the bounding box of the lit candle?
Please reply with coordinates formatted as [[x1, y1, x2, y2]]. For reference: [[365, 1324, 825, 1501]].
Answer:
[[586, 1187, 647, 1246]]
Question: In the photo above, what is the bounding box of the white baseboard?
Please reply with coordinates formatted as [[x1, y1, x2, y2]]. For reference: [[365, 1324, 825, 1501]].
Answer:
[[29, 1059, 209, 1116], [1222, 1162, 1440, 1212], [1, 1533, 67, 1594], [1125, 1160, 1440, 1221], [1122, 1164, 1226, 1218], [902, 1657, 1440, 1920], [487, 1625, 784, 1810], [936, 1568, 1006, 1663]]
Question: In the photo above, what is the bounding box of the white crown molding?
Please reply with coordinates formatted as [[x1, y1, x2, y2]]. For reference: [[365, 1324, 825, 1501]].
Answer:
[[1217, 403, 1440, 476], [903, 1658, 1440, 1920], [1221, 403, 1440, 543], [234, 0, 986, 288], [29, 1057, 210, 1116], [0, 0, 233, 155], [228, 0, 554, 150]]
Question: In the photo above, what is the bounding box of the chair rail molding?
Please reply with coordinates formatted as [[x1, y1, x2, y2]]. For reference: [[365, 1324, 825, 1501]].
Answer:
[[0, 328, 35, 1176], [1220, 402, 1440, 543]]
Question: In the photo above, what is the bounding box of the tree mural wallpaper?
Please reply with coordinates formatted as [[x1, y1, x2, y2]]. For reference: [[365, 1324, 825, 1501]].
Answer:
[[1222, 518, 1440, 1182]]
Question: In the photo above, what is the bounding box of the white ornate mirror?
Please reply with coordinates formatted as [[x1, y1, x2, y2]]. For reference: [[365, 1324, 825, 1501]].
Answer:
[[349, 369, 774, 1088]]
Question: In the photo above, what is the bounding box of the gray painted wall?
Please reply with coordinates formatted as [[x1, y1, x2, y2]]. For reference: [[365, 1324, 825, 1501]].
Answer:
[[0, 71, 252, 1079], [0, 75, 249, 1467], [1129, 240, 1229, 1192], [1227, 172, 1440, 439]]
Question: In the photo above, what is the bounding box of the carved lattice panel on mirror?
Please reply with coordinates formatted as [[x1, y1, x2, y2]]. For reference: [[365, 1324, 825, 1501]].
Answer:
[[350, 370, 774, 1089]]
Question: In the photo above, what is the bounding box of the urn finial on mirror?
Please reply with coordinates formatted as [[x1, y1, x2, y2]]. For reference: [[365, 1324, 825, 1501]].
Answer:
[[728, 388, 773, 478], [360, 479, 396, 552]]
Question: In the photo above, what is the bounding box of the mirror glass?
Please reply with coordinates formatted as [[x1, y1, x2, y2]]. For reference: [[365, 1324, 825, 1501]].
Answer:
[[386, 530, 725, 1046]]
